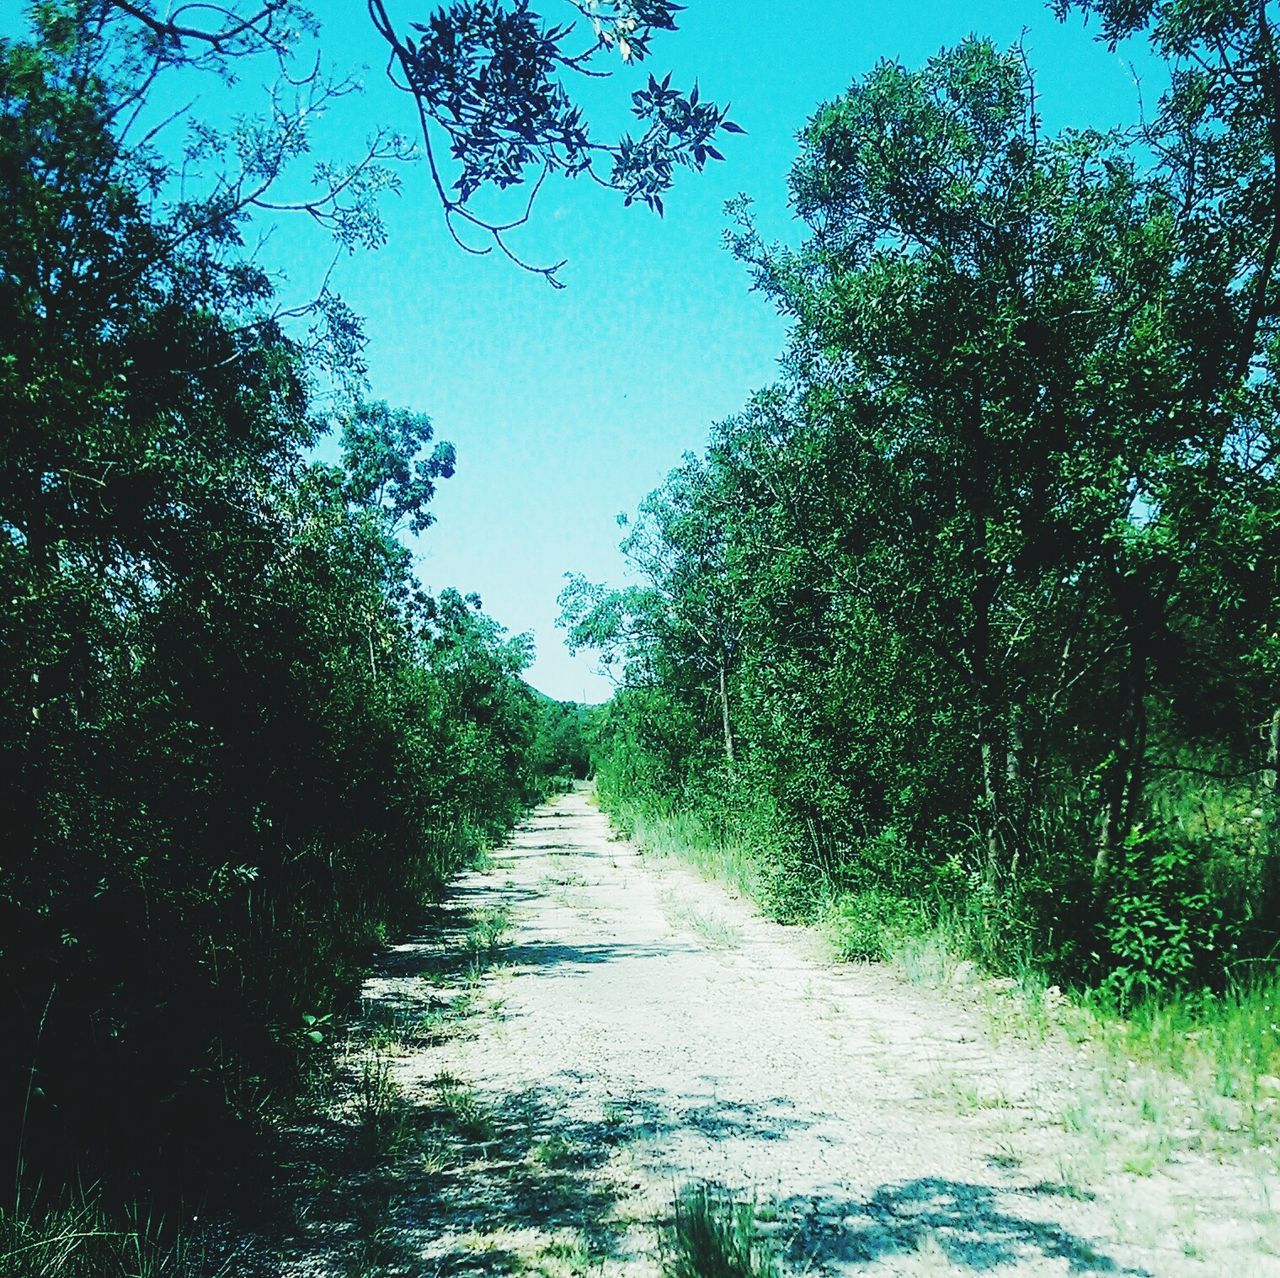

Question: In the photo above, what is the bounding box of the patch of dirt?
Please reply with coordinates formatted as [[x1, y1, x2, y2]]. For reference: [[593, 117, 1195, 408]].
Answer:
[[285, 791, 1280, 1277]]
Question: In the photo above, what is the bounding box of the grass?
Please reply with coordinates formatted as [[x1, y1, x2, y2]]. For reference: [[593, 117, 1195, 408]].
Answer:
[[467, 905, 513, 955], [530, 1134, 577, 1170], [522, 1236, 598, 1278], [617, 805, 766, 904], [0, 1193, 237, 1278], [662, 1184, 778, 1278], [658, 890, 743, 950], [1094, 976, 1280, 1098], [361, 1000, 449, 1055], [821, 890, 927, 963], [351, 1054, 414, 1164], [600, 786, 1280, 1190], [826, 887, 1280, 1149], [437, 1080, 497, 1144]]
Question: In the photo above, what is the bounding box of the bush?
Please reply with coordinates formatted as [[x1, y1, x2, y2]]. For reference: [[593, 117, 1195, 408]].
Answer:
[[822, 890, 927, 962], [1099, 832, 1235, 1004]]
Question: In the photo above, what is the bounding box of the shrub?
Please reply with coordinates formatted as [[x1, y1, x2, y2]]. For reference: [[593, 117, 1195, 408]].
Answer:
[[822, 890, 927, 962]]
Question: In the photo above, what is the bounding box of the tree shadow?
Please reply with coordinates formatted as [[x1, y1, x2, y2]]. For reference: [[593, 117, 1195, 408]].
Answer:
[[379, 1086, 631, 1276], [776, 1178, 1150, 1275], [283, 885, 652, 1276]]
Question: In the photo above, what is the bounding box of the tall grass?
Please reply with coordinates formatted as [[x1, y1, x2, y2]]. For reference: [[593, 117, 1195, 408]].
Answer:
[[0, 1192, 235, 1278], [607, 800, 769, 906], [1084, 976, 1280, 1114], [662, 1184, 777, 1278]]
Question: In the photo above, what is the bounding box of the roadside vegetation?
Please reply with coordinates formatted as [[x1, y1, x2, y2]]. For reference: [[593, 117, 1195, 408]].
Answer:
[[8, 0, 1280, 1270], [562, 1, 1280, 1116], [0, 0, 648, 1265], [663, 1184, 779, 1278]]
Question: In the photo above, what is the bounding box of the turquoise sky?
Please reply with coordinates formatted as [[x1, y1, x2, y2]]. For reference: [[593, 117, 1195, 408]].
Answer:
[[315, 0, 1152, 703], [13, 1, 1156, 701]]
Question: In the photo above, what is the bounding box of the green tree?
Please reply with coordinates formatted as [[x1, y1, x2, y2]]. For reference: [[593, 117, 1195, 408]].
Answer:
[[579, 31, 1280, 989]]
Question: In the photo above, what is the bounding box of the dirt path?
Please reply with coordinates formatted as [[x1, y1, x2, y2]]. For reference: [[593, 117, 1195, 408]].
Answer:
[[290, 792, 1280, 1278]]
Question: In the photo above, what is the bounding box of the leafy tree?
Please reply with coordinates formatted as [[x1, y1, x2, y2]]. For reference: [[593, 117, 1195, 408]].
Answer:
[[0, 13, 546, 1201], [561, 454, 745, 762], [97, 0, 743, 282], [578, 31, 1280, 991]]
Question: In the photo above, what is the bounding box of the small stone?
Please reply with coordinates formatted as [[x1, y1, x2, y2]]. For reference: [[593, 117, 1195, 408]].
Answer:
[[951, 960, 979, 987]]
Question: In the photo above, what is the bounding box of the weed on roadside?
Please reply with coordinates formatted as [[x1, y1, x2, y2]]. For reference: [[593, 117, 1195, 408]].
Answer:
[[437, 1081, 497, 1144], [530, 1134, 577, 1169], [522, 1235, 600, 1278], [468, 906, 513, 955], [662, 1183, 778, 1278], [352, 1056, 413, 1164], [659, 891, 742, 950], [0, 1193, 240, 1278]]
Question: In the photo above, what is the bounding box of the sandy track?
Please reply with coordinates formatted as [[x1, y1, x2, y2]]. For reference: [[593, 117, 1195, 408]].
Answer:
[[297, 791, 1280, 1278]]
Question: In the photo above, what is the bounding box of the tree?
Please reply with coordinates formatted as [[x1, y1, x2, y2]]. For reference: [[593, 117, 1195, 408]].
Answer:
[[560, 453, 745, 763], [0, 15, 548, 1197], [580, 31, 1280, 990], [729, 39, 1181, 884], [1057, 0, 1280, 887]]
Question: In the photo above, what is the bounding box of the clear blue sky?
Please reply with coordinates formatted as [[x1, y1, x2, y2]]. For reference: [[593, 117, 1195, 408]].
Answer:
[[13, 1, 1155, 701]]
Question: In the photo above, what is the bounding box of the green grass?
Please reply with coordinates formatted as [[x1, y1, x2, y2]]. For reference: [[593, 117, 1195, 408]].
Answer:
[[1077, 975, 1280, 1142], [616, 804, 767, 904], [351, 1055, 414, 1164], [530, 1134, 577, 1169], [604, 789, 1280, 1156], [662, 1184, 778, 1278], [821, 890, 929, 963], [467, 905, 513, 955], [437, 1081, 497, 1144], [0, 1194, 235, 1278], [659, 890, 743, 950]]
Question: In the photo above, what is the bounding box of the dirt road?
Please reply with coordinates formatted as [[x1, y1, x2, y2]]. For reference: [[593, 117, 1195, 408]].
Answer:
[[292, 791, 1280, 1277]]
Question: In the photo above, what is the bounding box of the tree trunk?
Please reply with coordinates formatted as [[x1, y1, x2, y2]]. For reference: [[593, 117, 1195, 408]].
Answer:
[[1094, 629, 1146, 889], [718, 659, 735, 764], [959, 394, 1006, 889], [1005, 703, 1026, 880], [973, 577, 1005, 889], [1265, 706, 1280, 903], [979, 730, 1003, 889]]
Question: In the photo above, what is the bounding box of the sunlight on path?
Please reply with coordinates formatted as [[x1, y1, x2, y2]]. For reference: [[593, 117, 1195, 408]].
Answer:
[[291, 791, 1280, 1278]]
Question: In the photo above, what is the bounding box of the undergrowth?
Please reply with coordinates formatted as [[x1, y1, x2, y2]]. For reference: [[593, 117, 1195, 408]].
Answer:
[[0, 1192, 239, 1278]]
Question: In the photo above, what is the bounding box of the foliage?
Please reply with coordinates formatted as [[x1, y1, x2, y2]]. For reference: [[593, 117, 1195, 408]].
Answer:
[[0, 1189, 235, 1278], [367, 0, 744, 278], [823, 892, 928, 964], [93, 0, 744, 283], [1098, 832, 1234, 1003], [663, 1184, 777, 1278], [568, 27, 1280, 1005], [0, 12, 556, 1210], [529, 694, 595, 784]]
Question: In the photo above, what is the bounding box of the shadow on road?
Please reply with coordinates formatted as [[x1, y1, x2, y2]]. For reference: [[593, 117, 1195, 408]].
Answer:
[[772, 1177, 1150, 1275], [284, 799, 1150, 1278]]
